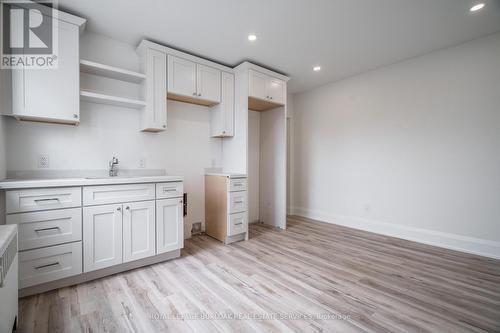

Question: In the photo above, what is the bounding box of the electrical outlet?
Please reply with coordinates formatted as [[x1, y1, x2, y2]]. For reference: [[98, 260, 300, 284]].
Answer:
[[139, 158, 146, 169], [37, 155, 49, 169]]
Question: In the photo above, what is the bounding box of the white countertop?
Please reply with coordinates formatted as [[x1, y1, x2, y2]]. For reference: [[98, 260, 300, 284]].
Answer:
[[205, 172, 247, 178], [0, 225, 17, 256], [0, 175, 184, 190]]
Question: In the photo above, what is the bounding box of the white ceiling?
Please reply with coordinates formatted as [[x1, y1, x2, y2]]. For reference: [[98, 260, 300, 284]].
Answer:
[[59, 0, 500, 93]]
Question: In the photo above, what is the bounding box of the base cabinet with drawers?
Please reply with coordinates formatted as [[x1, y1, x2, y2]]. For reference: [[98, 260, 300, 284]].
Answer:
[[205, 175, 248, 244], [3, 180, 184, 292], [5, 187, 84, 289]]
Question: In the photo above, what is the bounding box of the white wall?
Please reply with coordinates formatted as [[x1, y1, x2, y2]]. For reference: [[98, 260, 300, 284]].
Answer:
[[4, 32, 223, 236], [260, 107, 287, 229], [292, 33, 500, 258], [0, 100, 6, 180], [248, 110, 260, 223], [286, 93, 294, 214], [0, 75, 6, 224]]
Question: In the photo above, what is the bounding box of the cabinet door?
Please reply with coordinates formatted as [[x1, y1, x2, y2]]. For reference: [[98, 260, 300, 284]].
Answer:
[[142, 48, 167, 131], [222, 72, 235, 136], [267, 77, 285, 105], [20, 20, 80, 123], [83, 204, 123, 272], [249, 70, 268, 100], [196, 64, 221, 103], [167, 55, 197, 98], [123, 201, 155, 262], [156, 198, 184, 254], [210, 72, 234, 137]]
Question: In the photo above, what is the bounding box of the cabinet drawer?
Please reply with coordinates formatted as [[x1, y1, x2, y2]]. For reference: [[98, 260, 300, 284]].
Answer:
[[228, 191, 247, 214], [228, 178, 247, 192], [156, 182, 184, 199], [83, 184, 155, 206], [6, 187, 81, 214], [19, 242, 82, 289], [7, 208, 82, 251], [228, 212, 247, 236]]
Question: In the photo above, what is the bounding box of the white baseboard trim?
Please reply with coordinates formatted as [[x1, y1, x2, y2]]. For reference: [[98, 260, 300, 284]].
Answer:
[[290, 207, 500, 260]]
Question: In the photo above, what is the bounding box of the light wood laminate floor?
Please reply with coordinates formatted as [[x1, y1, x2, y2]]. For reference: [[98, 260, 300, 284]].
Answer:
[[18, 216, 500, 333]]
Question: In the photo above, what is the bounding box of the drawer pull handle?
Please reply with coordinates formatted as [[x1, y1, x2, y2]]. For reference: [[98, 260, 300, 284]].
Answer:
[[233, 183, 243, 186], [34, 198, 60, 203], [35, 226, 60, 233], [234, 200, 244, 204], [34, 262, 60, 270], [234, 222, 243, 226], [163, 188, 177, 192]]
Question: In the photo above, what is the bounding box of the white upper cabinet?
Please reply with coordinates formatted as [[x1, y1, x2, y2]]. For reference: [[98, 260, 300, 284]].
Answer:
[[168, 56, 197, 98], [167, 55, 221, 106], [249, 70, 269, 101], [197, 64, 221, 103], [139, 47, 167, 132], [222, 73, 235, 136], [248, 69, 285, 105], [9, 19, 83, 124], [210, 72, 234, 137], [267, 77, 285, 104]]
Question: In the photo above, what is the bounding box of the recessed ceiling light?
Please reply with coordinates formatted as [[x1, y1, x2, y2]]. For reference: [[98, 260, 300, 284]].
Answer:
[[313, 66, 321, 72], [248, 34, 257, 41], [470, 3, 485, 12]]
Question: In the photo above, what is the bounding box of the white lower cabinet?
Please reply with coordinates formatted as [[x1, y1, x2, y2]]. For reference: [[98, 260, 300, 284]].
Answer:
[[83, 184, 184, 271], [228, 212, 247, 236], [83, 204, 123, 272], [123, 201, 156, 262], [156, 198, 184, 254], [7, 208, 82, 251], [19, 242, 82, 289], [5, 181, 184, 291]]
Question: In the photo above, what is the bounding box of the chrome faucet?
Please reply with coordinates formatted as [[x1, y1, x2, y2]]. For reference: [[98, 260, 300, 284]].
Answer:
[[109, 157, 119, 177]]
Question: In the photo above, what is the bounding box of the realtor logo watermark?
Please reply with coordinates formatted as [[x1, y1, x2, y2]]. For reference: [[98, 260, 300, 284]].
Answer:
[[1, 0, 58, 69]]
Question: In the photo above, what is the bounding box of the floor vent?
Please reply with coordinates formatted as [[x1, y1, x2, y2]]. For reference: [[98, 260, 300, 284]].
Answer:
[[191, 222, 202, 234]]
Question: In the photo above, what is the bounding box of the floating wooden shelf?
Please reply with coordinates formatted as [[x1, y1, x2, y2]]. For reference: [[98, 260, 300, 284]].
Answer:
[[80, 90, 146, 109], [80, 60, 146, 83], [248, 96, 284, 112]]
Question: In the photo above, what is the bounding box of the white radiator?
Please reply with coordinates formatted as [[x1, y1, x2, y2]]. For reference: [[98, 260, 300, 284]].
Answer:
[[0, 225, 18, 333]]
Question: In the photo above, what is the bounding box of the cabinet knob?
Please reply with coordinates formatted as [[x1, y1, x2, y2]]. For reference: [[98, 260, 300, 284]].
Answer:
[[125, 206, 130, 210], [198, 93, 201, 97], [73, 114, 79, 119], [179, 199, 183, 203], [270, 96, 273, 100], [117, 207, 121, 211], [163, 125, 166, 128], [193, 92, 197, 96]]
